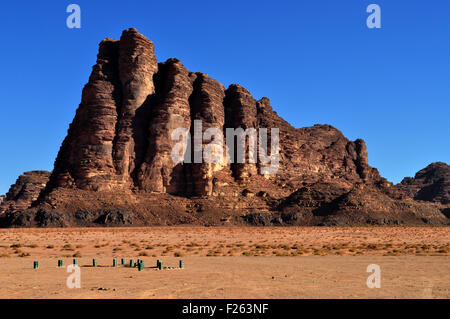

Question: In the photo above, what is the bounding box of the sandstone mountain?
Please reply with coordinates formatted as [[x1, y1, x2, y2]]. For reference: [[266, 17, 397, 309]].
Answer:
[[0, 28, 448, 227]]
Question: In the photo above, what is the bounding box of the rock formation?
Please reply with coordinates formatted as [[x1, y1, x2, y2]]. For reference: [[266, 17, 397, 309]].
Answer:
[[397, 162, 450, 204], [137, 58, 194, 194], [43, 28, 387, 197], [0, 29, 448, 227], [0, 171, 50, 213]]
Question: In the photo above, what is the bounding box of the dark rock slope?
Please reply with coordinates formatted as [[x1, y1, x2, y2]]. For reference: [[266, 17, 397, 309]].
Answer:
[[398, 162, 449, 205]]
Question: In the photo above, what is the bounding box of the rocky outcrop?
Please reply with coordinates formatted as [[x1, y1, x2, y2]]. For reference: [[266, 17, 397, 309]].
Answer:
[[322, 187, 446, 225], [397, 162, 449, 205], [40, 28, 386, 199], [241, 182, 448, 226], [0, 208, 135, 228], [1, 29, 448, 227], [264, 183, 449, 226], [0, 171, 50, 213]]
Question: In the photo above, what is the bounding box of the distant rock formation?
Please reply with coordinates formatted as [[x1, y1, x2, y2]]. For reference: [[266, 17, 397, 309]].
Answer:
[[398, 162, 450, 204], [0, 29, 448, 227], [0, 171, 50, 213]]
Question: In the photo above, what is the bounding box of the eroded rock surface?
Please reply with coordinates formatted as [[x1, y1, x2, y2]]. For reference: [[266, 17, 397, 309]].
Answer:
[[398, 162, 450, 204], [1, 29, 448, 227], [0, 171, 50, 213]]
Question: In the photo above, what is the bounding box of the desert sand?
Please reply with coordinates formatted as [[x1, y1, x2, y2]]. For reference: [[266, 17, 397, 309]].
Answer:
[[0, 226, 448, 298]]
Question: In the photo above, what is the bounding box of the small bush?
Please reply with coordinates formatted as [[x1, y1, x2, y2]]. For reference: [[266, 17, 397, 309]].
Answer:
[[274, 250, 289, 256], [174, 251, 185, 257], [138, 251, 150, 257], [62, 244, 74, 251]]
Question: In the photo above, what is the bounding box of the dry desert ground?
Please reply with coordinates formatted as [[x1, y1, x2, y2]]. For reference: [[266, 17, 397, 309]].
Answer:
[[0, 226, 448, 298]]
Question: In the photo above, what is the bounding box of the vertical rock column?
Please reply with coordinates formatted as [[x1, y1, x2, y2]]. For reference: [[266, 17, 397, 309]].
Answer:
[[256, 97, 278, 178], [345, 138, 380, 182], [113, 28, 158, 186], [46, 38, 122, 191], [137, 59, 195, 193], [224, 84, 258, 182], [189, 73, 228, 196]]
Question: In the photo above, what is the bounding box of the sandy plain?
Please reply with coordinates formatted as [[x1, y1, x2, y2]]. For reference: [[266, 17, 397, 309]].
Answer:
[[0, 226, 448, 298]]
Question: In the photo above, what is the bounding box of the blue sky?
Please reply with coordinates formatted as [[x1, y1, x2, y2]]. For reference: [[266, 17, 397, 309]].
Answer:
[[0, 0, 449, 194]]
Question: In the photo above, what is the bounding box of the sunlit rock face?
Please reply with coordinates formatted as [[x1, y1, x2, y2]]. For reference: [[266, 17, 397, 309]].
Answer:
[[1, 29, 447, 227]]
